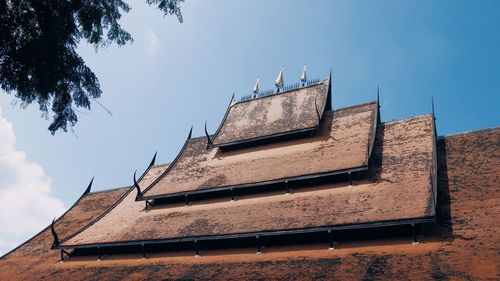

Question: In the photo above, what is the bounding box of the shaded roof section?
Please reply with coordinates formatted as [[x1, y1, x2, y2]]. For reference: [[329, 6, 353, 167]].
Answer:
[[140, 102, 377, 199], [211, 78, 331, 148], [59, 115, 435, 247]]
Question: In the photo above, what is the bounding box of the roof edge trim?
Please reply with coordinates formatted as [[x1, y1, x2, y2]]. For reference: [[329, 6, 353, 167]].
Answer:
[[216, 125, 319, 150], [57, 159, 156, 246], [140, 165, 368, 201], [0, 178, 113, 260], [210, 93, 235, 144], [56, 217, 436, 249], [138, 127, 193, 199]]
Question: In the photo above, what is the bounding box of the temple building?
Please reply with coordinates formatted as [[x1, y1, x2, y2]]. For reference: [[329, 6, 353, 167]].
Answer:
[[0, 71, 498, 280]]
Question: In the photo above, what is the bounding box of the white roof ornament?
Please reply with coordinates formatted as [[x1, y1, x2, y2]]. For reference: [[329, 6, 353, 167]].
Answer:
[[252, 78, 260, 98], [275, 67, 284, 93], [300, 65, 307, 85]]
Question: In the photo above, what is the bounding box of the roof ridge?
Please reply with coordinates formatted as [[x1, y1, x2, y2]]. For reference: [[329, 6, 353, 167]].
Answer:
[[334, 101, 377, 111], [234, 78, 328, 105], [383, 113, 433, 125], [437, 126, 500, 140]]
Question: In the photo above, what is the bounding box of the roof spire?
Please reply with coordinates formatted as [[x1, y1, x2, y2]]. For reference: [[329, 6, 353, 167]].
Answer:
[[252, 78, 260, 98], [300, 65, 307, 86], [275, 67, 284, 93]]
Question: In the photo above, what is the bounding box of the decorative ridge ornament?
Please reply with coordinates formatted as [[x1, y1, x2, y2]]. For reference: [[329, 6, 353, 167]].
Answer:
[[187, 126, 193, 139], [50, 218, 59, 248], [149, 152, 157, 167], [83, 177, 94, 195], [300, 65, 307, 86], [314, 96, 321, 124], [431, 96, 437, 136], [377, 85, 380, 105], [275, 67, 284, 93], [133, 171, 141, 200], [204, 121, 213, 149], [252, 78, 260, 98], [376, 85, 381, 124], [230, 92, 236, 105]]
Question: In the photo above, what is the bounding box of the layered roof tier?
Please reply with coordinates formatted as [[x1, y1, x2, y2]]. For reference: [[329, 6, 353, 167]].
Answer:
[[212, 78, 331, 148], [57, 114, 436, 248], [139, 102, 378, 200]]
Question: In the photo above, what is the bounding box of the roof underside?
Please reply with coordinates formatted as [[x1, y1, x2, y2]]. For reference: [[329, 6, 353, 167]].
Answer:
[[140, 102, 378, 199], [59, 114, 436, 248], [212, 79, 330, 147]]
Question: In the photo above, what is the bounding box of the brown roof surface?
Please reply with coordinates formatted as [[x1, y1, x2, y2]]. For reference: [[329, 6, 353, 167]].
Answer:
[[60, 114, 435, 247], [141, 102, 377, 198], [139, 163, 170, 188], [1, 126, 497, 281], [212, 79, 330, 146], [0, 187, 127, 277]]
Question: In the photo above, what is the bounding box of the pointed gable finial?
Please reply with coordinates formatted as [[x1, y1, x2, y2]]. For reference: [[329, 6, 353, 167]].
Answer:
[[300, 65, 307, 86], [50, 218, 59, 248], [376, 85, 381, 124], [230, 92, 236, 105], [275, 67, 284, 93], [253, 78, 260, 98], [133, 170, 141, 200], [187, 126, 193, 139], [83, 177, 94, 195], [431, 95, 437, 136], [431, 95, 435, 118], [325, 69, 333, 111], [204, 121, 213, 149], [149, 151, 157, 167], [377, 85, 380, 103]]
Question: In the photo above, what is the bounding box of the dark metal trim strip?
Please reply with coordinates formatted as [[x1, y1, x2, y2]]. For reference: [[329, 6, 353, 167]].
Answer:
[[139, 165, 368, 201], [56, 217, 435, 250]]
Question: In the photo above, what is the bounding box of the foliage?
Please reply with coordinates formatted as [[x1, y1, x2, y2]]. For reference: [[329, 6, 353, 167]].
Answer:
[[0, 0, 183, 134]]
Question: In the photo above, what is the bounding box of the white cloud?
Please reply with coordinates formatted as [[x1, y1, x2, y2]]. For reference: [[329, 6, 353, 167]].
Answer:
[[147, 29, 160, 55], [0, 107, 65, 256]]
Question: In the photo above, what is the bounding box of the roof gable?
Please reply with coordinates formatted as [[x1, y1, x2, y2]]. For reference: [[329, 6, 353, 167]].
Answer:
[[212, 79, 330, 148]]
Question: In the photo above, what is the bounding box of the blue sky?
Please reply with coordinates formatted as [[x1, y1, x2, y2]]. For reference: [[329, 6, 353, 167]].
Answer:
[[0, 0, 499, 253]]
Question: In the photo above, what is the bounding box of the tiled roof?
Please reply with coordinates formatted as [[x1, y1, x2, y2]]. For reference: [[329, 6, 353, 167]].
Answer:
[[1, 124, 497, 281], [0, 187, 127, 278], [212, 79, 330, 147], [59, 114, 435, 247], [140, 102, 377, 199]]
